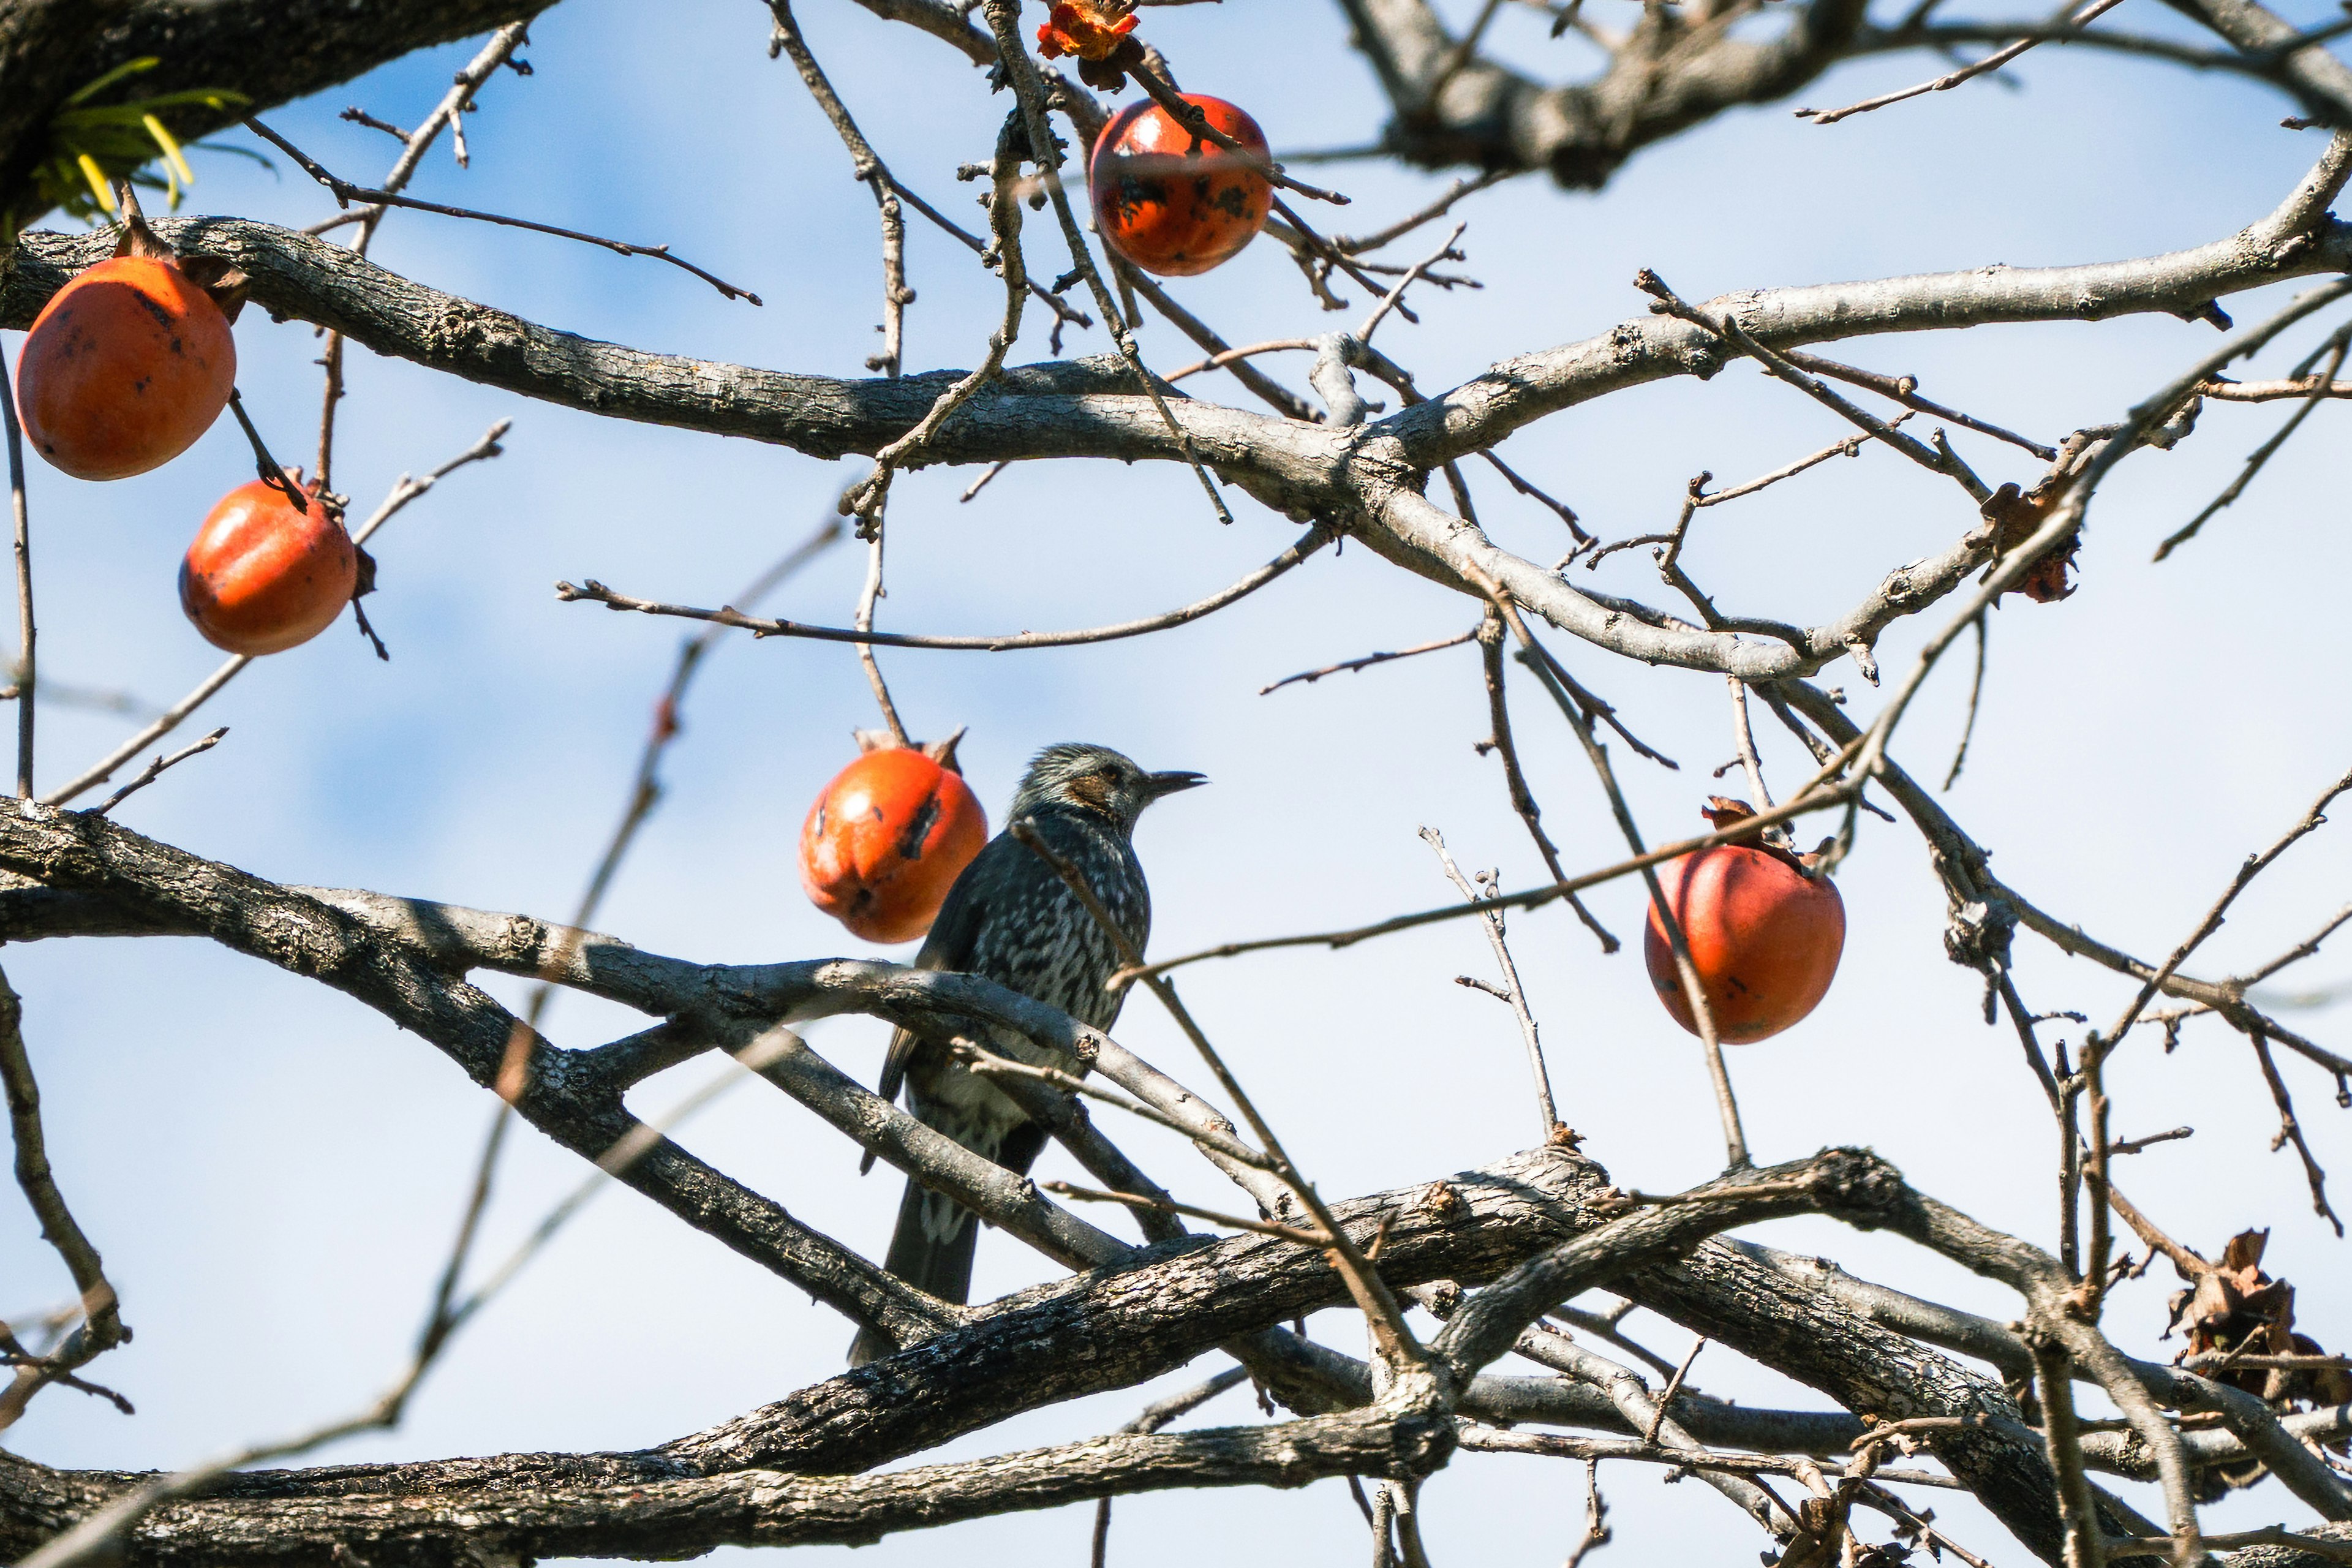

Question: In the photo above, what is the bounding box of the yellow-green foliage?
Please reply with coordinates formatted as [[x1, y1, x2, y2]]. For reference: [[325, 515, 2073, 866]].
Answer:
[[18, 58, 256, 236]]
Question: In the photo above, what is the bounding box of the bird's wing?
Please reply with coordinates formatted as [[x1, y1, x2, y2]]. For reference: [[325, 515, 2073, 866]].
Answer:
[[875, 832, 1005, 1106]]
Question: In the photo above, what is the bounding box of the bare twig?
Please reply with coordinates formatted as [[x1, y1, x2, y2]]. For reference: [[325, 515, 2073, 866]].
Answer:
[[1165, 339, 1320, 383], [1480, 450, 1592, 545], [2252, 1029, 2344, 1234], [0, 965, 124, 1431], [2154, 327, 2350, 559], [1781, 352, 2058, 459], [89, 728, 228, 817], [1043, 1180, 1330, 1245], [1796, 0, 2130, 124], [1091, 1368, 1250, 1567], [767, 0, 910, 373], [982, 10, 1236, 526], [1260, 627, 1477, 695], [1469, 565, 1752, 1169], [853, 526, 911, 746], [317, 26, 530, 489], [954, 1042, 1278, 1170], [243, 117, 760, 304], [1944, 611, 1989, 790], [1562, 1458, 1611, 1567], [557, 526, 1328, 651], [1114, 758, 1859, 984], [1641, 1338, 1706, 1446], [1476, 612, 1619, 951], [2105, 763, 2352, 1049], [1423, 826, 1562, 1137], [0, 341, 29, 799], [40, 423, 510, 808], [1333, 170, 1512, 255]]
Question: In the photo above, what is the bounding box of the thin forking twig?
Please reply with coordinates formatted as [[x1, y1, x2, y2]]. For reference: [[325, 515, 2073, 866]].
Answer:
[[557, 525, 1330, 654], [1476, 611, 1621, 952], [2154, 326, 2350, 560], [1423, 826, 1562, 1138], [1260, 626, 1477, 695], [243, 117, 760, 304], [1796, 0, 2129, 124], [91, 728, 228, 816]]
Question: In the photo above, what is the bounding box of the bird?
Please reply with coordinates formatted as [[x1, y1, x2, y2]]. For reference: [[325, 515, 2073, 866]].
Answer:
[[848, 742, 1205, 1366]]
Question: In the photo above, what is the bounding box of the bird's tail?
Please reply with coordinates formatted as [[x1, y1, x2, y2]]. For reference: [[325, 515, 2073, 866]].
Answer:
[[847, 1178, 979, 1366]]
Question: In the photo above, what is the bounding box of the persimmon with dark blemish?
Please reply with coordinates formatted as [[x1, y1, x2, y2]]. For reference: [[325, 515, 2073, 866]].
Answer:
[[1089, 94, 1272, 277], [1643, 797, 1846, 1043], [179, 474, 358, 655], [14, 200, 238, 481], [801, 745, 988, 943]]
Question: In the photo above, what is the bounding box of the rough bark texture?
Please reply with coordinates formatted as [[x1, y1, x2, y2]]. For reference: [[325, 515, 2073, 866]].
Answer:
[[2, 1409, 1452, 1566], [1631, 1242, 2070, 1562]]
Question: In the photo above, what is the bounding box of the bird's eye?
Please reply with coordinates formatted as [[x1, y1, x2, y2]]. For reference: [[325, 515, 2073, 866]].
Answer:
[[1096, 764, 1120, 780]]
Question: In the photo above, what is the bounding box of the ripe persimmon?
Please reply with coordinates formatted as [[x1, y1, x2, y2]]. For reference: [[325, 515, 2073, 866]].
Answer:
[[801, 741, 988, 943], [1090, 94, 1272, 277], [1643, 798, 1845, 1044], [15, 195, 239, 481], [179, 475, 358, 655]]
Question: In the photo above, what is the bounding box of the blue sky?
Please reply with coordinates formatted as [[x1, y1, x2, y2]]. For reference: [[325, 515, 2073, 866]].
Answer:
[[6, 1, 2352, 1562]]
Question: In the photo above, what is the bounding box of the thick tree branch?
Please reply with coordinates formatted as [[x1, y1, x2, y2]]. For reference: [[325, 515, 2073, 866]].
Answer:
[[1337, 0, 1871, 187], [2, 1407, 1449, 1566]]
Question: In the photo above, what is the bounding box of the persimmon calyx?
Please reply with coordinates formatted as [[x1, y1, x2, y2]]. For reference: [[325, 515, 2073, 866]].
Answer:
[[1698, 796, 1763, 842], [110, 178, 251, 321], [850, 726, 970, 774], [178, 253, 251, 322], [1698, 796, 1825, 877]]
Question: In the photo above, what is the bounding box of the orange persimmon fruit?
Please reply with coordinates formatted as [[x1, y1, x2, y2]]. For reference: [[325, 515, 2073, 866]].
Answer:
[[1643, 798, 1846, 1044], [15, 195, 239, 481], [179, 475, 358, 655], [801, 743, 988, 943], [1088, 94, 1272, 277]]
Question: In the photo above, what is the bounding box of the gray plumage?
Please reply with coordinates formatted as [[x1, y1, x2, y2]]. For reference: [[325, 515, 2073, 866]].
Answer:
[[849, 742, 1204, 1366]]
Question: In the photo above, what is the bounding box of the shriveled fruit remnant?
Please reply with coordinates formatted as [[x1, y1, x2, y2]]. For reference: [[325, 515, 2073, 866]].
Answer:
[[1037, 0, 1144, 89], [1644, 797, 1845, 1043], [179, 474, 358, 655], [801, 740, 988, 943], [15, 190, 241, 480], [1090, 94, 1272, 278]]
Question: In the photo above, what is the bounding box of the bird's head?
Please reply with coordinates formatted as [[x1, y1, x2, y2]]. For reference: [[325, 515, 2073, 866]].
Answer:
[[1010, 742, 1206, 833]]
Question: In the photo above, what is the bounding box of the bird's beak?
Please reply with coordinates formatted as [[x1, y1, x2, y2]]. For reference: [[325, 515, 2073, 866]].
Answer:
[[1145, 769, 1208, 799]]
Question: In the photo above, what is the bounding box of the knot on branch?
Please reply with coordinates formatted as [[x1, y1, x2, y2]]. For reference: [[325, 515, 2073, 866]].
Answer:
[[1943, 895, 2017, 1022], [1392, 1406, 1458, 1477], [1803, 1147, 1912, 1229], [1943, 896, 2016, 975]]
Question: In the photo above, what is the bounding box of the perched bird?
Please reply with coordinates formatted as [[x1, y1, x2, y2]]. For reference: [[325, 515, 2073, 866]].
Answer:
[[849, 742, 1204, 1365]]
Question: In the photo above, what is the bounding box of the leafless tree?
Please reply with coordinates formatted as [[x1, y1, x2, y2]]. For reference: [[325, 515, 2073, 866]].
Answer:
[[3, 2, 2352, 1565]]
